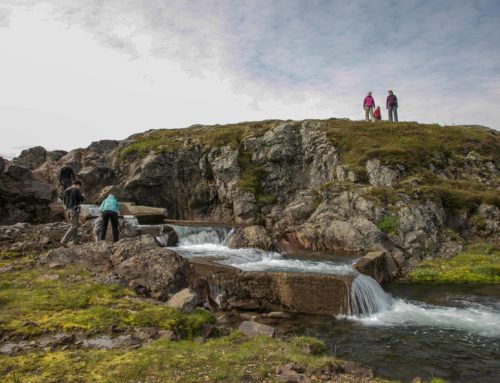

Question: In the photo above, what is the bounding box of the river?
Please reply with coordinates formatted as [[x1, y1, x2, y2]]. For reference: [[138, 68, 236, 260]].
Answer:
[[166, 225, 500, 382]]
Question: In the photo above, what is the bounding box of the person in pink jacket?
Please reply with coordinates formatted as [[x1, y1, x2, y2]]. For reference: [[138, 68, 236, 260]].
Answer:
[[363, 91, 375, 122]]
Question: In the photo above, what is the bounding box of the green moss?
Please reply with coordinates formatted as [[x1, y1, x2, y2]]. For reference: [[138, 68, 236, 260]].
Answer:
[[0, 264, 214, 337], [377, 215, 399, 234], [408, 242, 500, 283], [119, 120, 279, 158], [0, 333, 367, 383], [324, 120, 499, 171], [289, 336, 327, 355]]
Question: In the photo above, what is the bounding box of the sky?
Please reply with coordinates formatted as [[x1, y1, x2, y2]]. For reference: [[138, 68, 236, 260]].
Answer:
[[1, 0, 499, 158]]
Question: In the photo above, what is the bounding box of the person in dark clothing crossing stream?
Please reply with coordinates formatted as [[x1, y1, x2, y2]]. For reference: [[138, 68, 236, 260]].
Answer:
[[60, 180, 85, 247], [59, 165, 75, 190], [386, 90, 399, 122], [100, 194, 120, 242]]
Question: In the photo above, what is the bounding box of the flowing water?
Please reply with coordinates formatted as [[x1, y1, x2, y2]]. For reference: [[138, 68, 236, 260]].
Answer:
[[169, 225, 500, 382]]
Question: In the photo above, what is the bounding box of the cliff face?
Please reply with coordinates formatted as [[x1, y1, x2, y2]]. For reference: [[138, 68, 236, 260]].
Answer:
[[18, 119, 500, 273]]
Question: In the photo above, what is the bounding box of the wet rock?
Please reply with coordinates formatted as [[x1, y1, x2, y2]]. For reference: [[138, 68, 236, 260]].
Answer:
[[225, 225, 276, 251], [354, 250, 399, 284], [166, 288, 200, 312], [189, 259, 353, 316], [238, 321, 275, 338], [154, 225, 179, 247]]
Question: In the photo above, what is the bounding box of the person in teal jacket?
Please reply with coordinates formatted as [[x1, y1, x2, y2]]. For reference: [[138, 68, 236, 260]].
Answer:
[[100, 194, 120, 242]]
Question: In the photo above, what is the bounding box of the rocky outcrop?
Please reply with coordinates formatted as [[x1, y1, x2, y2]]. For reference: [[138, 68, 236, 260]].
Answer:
[[225, 225, 276, 251], [366, 159, 402, 187], [13, 146, 67, 170], [16, 119, 500, 276], [0, 158, 55, 224], [42, 236, 191, 300]]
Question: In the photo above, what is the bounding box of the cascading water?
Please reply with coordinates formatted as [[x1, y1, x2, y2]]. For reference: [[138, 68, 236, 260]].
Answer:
[[349, 273, 392, 316]]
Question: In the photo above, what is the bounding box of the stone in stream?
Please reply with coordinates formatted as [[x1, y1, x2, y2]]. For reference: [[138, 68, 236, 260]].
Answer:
[[188, 259, 353, 316], [238, 321, 275, 338], [225, 225, 276, 251], [354, 250, 399, 284]]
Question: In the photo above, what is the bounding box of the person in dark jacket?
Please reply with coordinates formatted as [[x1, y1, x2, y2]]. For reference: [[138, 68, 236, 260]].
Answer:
[[100, 194, 120, 242], [386, 90, 398, 122], [59, 165, 75, 190], [60, 180, 85, 247]]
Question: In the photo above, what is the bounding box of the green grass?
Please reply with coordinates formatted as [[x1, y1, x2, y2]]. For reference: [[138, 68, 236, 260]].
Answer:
[[0, 334, 362, 383], [323, 120, 499, 171], [119, 120, 279, 158], [0, 263, 214, 338], [408, 242, 500, 283], [377, 215, 399, 234]]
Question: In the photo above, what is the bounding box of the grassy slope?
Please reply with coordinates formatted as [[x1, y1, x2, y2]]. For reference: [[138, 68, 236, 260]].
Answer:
[[408, 242, 500, 283], [0, 250, 390, 383]]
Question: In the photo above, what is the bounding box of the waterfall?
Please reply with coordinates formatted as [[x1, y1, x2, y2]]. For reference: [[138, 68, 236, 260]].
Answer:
[[349, 273, 392, 316], [171, 225, 232, 246]]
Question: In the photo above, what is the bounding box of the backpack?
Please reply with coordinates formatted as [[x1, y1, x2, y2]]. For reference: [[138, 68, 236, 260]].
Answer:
[[62, 188, 73, 209]]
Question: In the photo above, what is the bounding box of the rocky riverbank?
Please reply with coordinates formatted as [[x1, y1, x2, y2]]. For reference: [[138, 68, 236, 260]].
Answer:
[[0, 223, 391, 383], [4, 119, 499, 281]]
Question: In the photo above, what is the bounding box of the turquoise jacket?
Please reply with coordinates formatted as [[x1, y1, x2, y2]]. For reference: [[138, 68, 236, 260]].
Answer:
[[100, 195, 120, 213]]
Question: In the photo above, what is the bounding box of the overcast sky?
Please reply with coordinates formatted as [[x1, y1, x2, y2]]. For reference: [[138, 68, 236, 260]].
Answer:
[[1, 0, 499, 158]]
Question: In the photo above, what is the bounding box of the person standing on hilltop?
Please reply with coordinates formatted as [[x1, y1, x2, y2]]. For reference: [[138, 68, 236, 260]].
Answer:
[[60, 180, 85, 247], [363, 92, 376, 122], [100, 194, 120, 242], [386, 90, 399, 122]]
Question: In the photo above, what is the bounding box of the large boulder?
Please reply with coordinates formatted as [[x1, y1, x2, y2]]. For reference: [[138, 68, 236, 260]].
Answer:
[[0, 160, 54, 225], [225, 225, 276, 251], [42, 236, 192, 300], [189, 259, 354, 316]]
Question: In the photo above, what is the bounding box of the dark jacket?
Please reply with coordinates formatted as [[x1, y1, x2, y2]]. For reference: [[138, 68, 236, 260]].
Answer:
[[63, 187, 85, 211], [387, 94, 398, 108], [59, 166, 75, 185]]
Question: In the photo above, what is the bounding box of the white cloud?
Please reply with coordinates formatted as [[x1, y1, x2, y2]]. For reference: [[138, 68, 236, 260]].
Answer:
[[0, 0, 499, 157]]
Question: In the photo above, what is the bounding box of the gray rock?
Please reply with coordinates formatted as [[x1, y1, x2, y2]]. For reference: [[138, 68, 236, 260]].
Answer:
[[366, 159, 400, 187], [12, 146, 47, 169], [166, 288, 200, 312], [238, 321, 275, 338], [225, 225, 276, 251]]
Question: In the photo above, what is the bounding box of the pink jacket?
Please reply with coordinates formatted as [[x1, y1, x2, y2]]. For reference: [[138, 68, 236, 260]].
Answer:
[[363, 96, 375, 108]]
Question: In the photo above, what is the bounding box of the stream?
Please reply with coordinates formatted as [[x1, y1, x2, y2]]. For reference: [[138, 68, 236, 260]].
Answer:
[[166, 225, 500, 382]]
